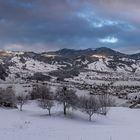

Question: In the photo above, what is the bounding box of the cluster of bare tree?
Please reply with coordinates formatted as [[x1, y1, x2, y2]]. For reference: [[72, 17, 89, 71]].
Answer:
[[31, 85, 114, 121], [0, 86, 16, 108], [0, 84, 113, 121], [30, 85, 78, 116], [0, 86, 29, 111]]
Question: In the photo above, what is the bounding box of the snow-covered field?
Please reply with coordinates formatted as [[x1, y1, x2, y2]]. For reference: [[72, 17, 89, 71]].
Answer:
[[10, 56, 59, 73], [0, 102, 140, 140], [113, 81, 140, 86]]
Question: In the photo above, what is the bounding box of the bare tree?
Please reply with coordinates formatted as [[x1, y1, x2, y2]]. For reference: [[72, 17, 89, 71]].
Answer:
[[79, 96, 99, 121], [56, 86, 78, 115], [30, 84, 42, 100], [39, 99, 54, 116], [38, 85, 54, 116], [17, 94, 28, 111], [0, 86, 16, 108], [99, 93, 114, 116]]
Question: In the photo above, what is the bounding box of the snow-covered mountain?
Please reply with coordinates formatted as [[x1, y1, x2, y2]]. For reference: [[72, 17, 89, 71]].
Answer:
[[0, 47, 140, 81]]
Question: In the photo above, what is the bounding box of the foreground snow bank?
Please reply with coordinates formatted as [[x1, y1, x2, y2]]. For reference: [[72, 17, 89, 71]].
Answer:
[[0, 102, 140, 140]]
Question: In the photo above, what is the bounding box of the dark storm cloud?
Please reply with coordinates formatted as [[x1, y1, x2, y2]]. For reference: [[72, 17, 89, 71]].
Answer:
[[0, 0, 140, 53]]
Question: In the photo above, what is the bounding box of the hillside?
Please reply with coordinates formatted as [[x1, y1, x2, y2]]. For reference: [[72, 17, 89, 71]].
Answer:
[[0, 47, 139, 82]]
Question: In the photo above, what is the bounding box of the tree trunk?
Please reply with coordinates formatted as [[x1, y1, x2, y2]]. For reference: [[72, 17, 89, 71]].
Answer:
[[63, 102, 66, 115], [20, 104, 22, 111], [48, 109, 51, 116], [89, 115, 92, 121]]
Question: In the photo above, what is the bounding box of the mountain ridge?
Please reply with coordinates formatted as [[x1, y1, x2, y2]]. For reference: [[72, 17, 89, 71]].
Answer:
[[45, 47, 139, 59], [0, 47, 140, 81], [0, 47, 139, 58]]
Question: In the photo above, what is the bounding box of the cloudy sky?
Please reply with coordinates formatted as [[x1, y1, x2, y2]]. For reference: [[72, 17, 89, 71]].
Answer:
[[0, 0, 140, 53]]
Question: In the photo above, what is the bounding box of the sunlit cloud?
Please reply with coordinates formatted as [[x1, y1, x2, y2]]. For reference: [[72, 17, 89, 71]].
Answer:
[[3, 43, 60, 52], [99, 36, 118, 44]]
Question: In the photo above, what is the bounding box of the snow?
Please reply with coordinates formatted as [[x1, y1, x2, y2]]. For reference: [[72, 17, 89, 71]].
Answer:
[[92, 54, 106, 59], [5, 51, 24, 55], [42, 54, 58, 58], [116, 64, 132, 73], [114, 81, 140, 86], [76, 89, 89, 96], [25, 58, 58, 72], [86, 57, 140, 74], [128, 92, 140, 100], [7, 56, 63, 81], [10, 56, 59, 73], [132, 62, 140, 73], [87, 59, 112, 72], [0, 102, 140, 140], [120, 58, 135, 62]]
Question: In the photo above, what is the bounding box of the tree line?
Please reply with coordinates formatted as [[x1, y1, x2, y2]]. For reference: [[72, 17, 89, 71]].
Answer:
[[0, 84, 114, 121]]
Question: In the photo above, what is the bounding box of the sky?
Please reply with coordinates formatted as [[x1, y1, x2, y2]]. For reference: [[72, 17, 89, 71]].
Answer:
[[0, 0, 140, 54]]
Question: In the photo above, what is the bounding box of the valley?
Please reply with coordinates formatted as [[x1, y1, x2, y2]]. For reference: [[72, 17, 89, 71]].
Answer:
[[0, 47, 140, 108]]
